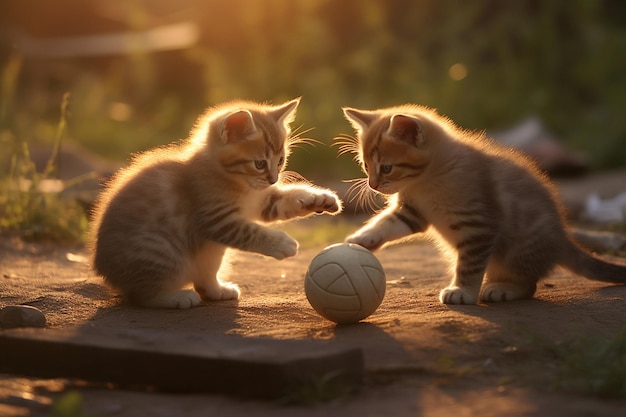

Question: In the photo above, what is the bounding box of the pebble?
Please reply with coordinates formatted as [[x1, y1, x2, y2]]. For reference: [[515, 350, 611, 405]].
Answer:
[[0, 305, 47, 329]]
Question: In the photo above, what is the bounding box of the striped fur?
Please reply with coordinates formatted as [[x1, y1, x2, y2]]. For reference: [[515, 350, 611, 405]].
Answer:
[[90, 99, 341, 309], [340, 104, 626, 305]]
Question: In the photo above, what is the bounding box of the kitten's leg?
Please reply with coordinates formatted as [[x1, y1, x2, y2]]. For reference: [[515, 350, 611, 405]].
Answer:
[[259, 185, 342, 222], [480, 280, 537, 302], [197, 216, 298, 260], [135, 244, 240, 307], [480, 254, 545, 303], [345, 203, 428, 251], [192, 242, 240, 301], [111, 246, 202, 309], [440, 231, 496, 305], [129, 261, 202, 309]]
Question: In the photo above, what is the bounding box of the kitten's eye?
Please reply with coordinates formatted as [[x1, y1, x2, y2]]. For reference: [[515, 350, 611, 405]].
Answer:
[[254, 160, 267, 171], [278, 156, 285, 167], [381, 164, 392, 174]]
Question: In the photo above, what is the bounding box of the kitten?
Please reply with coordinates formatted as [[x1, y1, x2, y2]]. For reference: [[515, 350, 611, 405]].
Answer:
[[90, 98, 341, 309], [338, 104, 626, 305]]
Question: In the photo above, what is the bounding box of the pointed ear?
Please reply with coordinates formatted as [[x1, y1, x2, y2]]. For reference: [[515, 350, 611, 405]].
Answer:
[[387, 114, 424, 146], [342, 107, 377, 132], [221, 110, 257, 143], [268, 97, 300, 126]]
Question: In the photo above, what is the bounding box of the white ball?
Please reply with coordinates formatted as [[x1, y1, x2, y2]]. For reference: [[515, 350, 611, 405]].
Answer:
[[304, 243, 386, 324]]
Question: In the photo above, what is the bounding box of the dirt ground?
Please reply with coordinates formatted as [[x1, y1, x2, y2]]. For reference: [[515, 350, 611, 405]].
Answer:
[[1, 217, 625, 417], [1, 170, 626, 416]]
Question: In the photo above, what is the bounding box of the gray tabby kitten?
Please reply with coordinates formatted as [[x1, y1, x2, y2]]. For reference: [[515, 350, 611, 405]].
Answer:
[[91, 98, 341, 309], [338, 104, 626, 305]]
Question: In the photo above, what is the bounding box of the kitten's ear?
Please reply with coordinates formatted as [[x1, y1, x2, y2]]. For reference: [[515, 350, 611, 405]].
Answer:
[[221, 110, 258, 143], [342, 107, 377, 131], [388, 114, 425, 146], [269, 97, 300, 126]]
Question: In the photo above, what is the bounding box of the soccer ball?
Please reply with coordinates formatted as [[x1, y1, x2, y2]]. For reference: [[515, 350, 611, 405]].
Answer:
[[304, 243, 386, 324]]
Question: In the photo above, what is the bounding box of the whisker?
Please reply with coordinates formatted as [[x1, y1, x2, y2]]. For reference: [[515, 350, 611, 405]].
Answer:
[[332, 134, 360, 157], [343, 178, 382, 212], [288, 126, 321, 151], [279, 170, 310, 185], [290, 124, 315, 138]]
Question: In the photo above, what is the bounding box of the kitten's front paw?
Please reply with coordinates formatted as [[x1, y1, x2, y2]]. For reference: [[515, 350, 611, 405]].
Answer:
[[299, 190, 342, 215], [345, 230, 383, 251], [265, 231, 298, 260], [439, 286, 479, 305]]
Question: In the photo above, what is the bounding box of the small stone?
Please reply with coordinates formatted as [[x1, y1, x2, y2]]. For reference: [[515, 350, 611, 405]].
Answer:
[[0, 305, 47, 329]]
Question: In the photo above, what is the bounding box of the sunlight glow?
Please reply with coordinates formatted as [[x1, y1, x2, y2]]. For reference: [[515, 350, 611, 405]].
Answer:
[[108, 102, 133, 122], [448, 63, 468, 81], [16, 21, 200, 58]]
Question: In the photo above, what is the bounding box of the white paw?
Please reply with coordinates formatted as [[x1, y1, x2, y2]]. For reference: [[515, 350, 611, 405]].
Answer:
[[141, 289, 202, 309], [439, 286, 479, 305], [298, 191, 341, 215], [220, 284, 240, 300], [195, 281, 240, 301], [480, 283, 535, 302], [345, 230, 383, 251]]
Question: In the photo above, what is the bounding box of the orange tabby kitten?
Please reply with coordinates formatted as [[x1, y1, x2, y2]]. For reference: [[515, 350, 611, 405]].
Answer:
[[338, 104, 626, 304], [91, 98, 341, 309]]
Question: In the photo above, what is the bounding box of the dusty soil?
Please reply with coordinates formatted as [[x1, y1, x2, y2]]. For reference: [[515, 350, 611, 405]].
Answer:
[[1, 212, 626, 417]]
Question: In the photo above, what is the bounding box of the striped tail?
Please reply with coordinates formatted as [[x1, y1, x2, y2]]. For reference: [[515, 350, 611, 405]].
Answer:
[[561, 238, 626, 283]]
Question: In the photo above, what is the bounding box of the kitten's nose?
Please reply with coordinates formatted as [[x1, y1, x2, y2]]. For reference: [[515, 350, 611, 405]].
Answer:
[[368, 178, 379, 190], [267, 173, 278, 185]]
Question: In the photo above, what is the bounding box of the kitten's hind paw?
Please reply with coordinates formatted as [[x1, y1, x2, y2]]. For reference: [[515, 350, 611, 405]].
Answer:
[[139, 289, 202, 309], [480, 282, 536, 303], [439, 286, 478, 305], [195, 282, 240, 301]]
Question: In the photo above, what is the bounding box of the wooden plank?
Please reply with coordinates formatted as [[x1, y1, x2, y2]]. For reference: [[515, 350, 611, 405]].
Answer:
[[0, 327, 363, 399]]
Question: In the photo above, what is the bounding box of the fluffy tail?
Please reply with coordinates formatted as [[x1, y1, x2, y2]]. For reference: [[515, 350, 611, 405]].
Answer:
[[561, 238, 626, 283]]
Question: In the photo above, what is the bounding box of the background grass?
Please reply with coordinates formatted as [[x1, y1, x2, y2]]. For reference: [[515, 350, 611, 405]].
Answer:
[[551, 331, 626, 399], [2, 1, 626, 176], [1, 0, 625, 242], [0, 92, 89, 243]]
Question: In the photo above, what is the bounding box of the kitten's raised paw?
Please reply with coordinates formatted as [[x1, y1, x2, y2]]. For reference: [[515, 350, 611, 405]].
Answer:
[[439, 286, 478, 305], [195, 282, 240, 301], [298, 191, 342, 215], [140, 289, 202, 309]]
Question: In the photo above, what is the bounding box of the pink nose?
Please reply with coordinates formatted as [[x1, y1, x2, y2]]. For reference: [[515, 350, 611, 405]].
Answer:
[[368, 178, 379, 190]]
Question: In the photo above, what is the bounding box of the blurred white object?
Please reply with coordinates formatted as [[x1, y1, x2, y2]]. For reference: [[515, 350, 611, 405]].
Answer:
[[584, 192, 626, 223]]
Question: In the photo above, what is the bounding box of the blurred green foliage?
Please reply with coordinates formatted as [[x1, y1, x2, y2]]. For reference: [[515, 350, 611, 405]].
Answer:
[[1, 0, 625, 183], [0, 92, 89, 243], [552, 330, 626, 399]]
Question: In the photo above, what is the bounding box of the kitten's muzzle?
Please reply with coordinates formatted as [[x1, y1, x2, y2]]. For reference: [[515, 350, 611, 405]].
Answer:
[[369, 178, 394, 194], [267, 172, 279, 185]]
